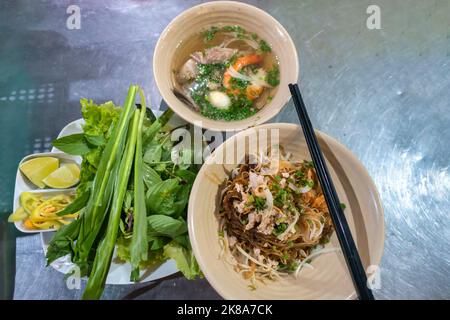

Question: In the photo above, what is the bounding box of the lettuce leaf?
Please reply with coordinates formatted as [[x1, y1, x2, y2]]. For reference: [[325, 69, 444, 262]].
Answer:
[[117, 236, 166, 269], [78, 100, 121, 195], [163, 242, 202, 280], [81, 99, 120, 138]]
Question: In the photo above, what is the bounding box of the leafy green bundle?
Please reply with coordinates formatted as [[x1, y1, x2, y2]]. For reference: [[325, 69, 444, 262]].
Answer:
[[47, 85, 201, 299]]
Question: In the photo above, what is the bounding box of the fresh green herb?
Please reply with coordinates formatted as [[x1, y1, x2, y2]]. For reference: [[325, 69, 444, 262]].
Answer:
[[305, 179, 314, 188], [84, 134, 105, 147], [320, 234, 331, 244], [274, 175, 282, 181], [288, 204, 300, 215], [163, 242, 201, 280], [251, 33, 258, 40], [267, 64, 280, 87], [203, 26, 219, 41], [77, 99, 121, 194], [146, 179, 181, 216], [56, 190, 90, 216], [254, 196, 266, 211], [197, 63, 226, 83], [229, 77, 249, 90], [52, 134, 92, 155], [83, 106, 141, 299], [222, 25, 246, 39], [340, 203, 347, 210], [259, 39, 271, 52], [274, 188, 288, 207], [195, 93, 256, 121], [81, 99, 120, 138], [143, 140, 163, 164], [278, 261, 299, 272], [74, 86, 137, 276], [188, 47, 264, 121], [130, 102, 148, 282], [47, 86, 201, 300], [295, 170, 305, 179], [272, 223, 288, 236], [248, 64, 259, 73], [46, 99, 123, 266], [303, 160, 314, 168], [222, 25, 245, 33], [147, 215, 188, 239], [142, 163, 162, 189], [267, 95, 273, 102], [46, 218, 81, 266]]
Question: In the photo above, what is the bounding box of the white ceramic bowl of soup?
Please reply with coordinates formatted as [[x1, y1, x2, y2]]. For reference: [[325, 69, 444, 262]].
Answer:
[[154, 1, 299, 132]]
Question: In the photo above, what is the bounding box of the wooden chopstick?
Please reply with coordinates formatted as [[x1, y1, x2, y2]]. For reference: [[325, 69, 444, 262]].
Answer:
[[288, 83, 374, 300]]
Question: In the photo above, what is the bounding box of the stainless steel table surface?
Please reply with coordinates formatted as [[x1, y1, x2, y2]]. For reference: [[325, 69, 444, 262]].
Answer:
[[0, 0, 448, 300]]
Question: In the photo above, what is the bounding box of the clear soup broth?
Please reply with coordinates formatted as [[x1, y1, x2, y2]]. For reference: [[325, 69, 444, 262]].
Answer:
[[172, 25, 280, 122]]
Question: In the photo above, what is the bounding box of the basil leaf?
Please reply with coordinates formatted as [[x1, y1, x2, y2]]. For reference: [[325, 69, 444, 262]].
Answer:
[[85, 134, 105, 147], [147, 215, 187, 239], [175, 169, 196, 184], [146, 179, 180, 216], [148, 236, 170, 250], [173, 234, 190, 249], [142, 163, 162, 189], [52, 133, 91, 155], [172, 185, 192, 217], [46, 218, 80, 265], [143, 142, 162, 164]]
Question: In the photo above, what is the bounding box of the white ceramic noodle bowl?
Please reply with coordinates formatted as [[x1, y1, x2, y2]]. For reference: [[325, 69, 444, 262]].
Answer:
[[188, 123, 385, 299]]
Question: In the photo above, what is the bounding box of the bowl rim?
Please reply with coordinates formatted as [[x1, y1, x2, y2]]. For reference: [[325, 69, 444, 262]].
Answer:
[[153, 1, 299, 132], [188, 123, 385, 299]]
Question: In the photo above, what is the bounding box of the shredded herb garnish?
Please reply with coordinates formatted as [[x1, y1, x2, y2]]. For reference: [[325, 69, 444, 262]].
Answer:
[[267, 64, 280, 86], [203, 26, 219, 41], [259, 39, 271, 52], [254, 196, 266, 211]]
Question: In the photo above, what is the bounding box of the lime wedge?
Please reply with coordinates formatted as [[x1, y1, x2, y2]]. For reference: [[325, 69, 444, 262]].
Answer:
[[42, 163, 80, 189], [19, 157, 59, 188]]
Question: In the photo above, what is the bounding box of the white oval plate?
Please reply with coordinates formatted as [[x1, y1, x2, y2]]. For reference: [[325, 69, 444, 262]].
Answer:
[[40, 114, 178, 285]]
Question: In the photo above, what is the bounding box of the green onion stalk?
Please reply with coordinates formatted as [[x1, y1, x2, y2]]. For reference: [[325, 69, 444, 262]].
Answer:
[[74, 85, 137, 274], [83, 107, 140, 300], [130, 92, 148, 281]]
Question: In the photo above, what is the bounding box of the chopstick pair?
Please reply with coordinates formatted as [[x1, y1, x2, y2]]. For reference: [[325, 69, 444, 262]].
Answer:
[[289, 83, 375, 300]]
